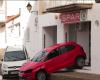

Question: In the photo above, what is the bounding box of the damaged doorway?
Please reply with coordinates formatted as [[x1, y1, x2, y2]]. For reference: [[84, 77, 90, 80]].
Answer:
[[43, 26, 57, 48], [64, 21, 91, 66]]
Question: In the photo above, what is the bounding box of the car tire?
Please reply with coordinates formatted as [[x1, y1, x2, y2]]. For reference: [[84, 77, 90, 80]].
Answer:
[[2, 75, 6, 80], [76, 57, 85, 69], [36, 70, 47, 80]]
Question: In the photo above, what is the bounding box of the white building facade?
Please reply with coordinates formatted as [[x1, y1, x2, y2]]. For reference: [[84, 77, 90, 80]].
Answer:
[[25, 0, 100, 74], [5, 1, 34, 48], [0, 0, 6, 48], [0, 0, 35, 58]]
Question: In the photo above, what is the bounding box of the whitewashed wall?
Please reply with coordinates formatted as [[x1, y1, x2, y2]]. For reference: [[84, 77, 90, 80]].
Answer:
[[37, 3, 100, 75], [25, 13, 58, 58], [26, 1, 100, 74], [24, 12, 40, 58], [38, 13, 57, 49], [6, 16, 21, 46], [88, 3, 100, 74], [0, 0, 5, 22], [57, 20, 65, 43], [0, 0, 6, 48]]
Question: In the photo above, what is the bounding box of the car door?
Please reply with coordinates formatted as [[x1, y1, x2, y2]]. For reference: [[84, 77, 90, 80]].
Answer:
[[44, 49, 61, 73], [57, 45, 76, 68]]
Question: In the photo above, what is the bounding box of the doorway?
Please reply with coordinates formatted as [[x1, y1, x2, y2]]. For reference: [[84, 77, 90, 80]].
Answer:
[[64, 21, 91, 66], [43, 26, 57, 48], [76, 22, 91, 66], [69, 24, 77, 41]]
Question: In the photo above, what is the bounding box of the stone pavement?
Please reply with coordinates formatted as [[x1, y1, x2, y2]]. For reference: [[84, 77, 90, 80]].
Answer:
[[0, 71, 100, 80], [50, 71, 100, 80], [0, 65, 100, 80]]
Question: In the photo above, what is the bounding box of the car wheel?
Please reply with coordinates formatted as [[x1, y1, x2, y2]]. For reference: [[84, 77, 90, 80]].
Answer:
[[36, 70, 47, 80], [76, 57, 85, 69], [2, 75, 6, 80]]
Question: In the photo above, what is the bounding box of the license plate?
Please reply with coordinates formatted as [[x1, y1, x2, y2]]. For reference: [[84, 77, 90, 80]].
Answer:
[[11, 71, 18, 74]]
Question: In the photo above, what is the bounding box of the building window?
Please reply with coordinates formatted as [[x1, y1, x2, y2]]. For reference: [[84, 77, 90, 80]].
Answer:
[[15, 22, 20, 36]]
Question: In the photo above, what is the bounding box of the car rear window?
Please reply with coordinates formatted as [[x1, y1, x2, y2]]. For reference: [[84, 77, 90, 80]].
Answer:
[[47, 49, 59, 60], [60, 45, 75, 54]]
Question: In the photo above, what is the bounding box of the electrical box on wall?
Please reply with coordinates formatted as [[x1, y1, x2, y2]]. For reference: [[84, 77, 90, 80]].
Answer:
[[80, 10, 87, 22]]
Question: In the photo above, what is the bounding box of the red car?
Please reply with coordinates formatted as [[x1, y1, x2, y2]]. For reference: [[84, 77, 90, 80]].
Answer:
[[19, 41, 86, 80]]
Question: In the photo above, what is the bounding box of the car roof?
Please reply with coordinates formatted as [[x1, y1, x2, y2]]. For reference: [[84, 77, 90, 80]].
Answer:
[[6, 46, 23, 52], [44, 41, 77, 53]]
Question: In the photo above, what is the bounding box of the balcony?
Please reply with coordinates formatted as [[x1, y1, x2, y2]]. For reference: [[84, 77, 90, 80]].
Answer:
[[45, 3, 93, 13], [45, 0, 95, 9]]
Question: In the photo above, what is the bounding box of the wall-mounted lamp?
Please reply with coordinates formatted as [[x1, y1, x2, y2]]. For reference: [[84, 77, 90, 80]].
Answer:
[[26, 2, 32, 13]]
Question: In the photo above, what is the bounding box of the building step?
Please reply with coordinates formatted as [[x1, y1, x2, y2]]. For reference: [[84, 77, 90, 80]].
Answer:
[[50, 71, 100, 80]]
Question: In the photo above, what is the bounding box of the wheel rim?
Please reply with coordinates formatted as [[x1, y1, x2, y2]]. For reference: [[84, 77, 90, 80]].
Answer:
[[77, 58, 85, 67], [37, 71, 46, 80]]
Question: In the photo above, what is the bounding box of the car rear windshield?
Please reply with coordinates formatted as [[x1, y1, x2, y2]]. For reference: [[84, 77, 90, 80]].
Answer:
[[4, 51, 26, 61]]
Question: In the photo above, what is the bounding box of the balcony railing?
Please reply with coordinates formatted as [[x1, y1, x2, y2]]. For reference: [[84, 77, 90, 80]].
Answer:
[[46, 0, 95, 9]]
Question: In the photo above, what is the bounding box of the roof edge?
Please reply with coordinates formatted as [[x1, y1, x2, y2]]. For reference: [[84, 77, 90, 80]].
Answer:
[[45, 3, 93, 13]]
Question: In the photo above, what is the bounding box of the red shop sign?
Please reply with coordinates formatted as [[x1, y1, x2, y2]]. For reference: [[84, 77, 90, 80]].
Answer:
[[60, 12, 80, 24]]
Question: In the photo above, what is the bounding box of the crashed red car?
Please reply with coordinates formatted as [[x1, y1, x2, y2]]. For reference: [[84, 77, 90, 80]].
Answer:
[[19, 41, 86, 80]]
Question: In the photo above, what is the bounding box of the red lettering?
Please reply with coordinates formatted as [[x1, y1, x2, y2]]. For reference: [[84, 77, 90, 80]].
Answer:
[[60, 12, 80, 24]]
